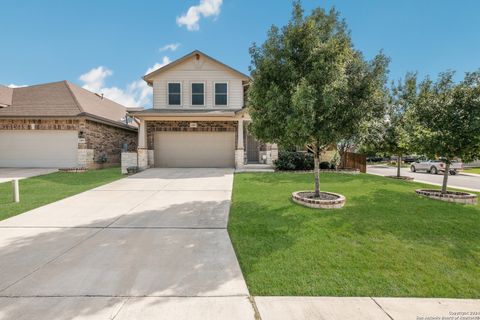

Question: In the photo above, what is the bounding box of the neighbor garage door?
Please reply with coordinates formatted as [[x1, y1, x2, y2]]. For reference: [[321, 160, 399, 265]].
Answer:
[[0, 130, 78, 167], [154, 131, 235, 168]]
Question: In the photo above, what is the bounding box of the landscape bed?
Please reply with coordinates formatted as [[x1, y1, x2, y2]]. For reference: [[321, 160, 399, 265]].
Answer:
[[228, 172, 480, 298], [0, 167, 123, 221]]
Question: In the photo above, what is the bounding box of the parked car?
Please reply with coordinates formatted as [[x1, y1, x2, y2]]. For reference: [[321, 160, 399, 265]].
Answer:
[[389, 155, 417, 163], [410, 160, 463, 175], [403, 156, 416, 163]]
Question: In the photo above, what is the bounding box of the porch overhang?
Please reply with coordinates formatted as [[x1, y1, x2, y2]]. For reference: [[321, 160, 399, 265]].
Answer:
[[128, 108, 247, 121]]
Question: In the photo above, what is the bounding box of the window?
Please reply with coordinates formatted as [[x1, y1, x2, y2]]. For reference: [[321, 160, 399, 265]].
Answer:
[[215, 83, 228, 106], [168, 83, 181, 106], [191, 83, 205, 106]]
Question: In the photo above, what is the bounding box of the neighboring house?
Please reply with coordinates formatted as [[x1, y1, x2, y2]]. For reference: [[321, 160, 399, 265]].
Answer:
[[128, 50, 277, 169], [0, 81, 137, 168]]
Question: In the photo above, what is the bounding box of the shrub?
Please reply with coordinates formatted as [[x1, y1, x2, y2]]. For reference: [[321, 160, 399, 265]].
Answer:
[[96, 153, 108, 164], [320, 161, 330, 169], [275, 151, 314, 170]]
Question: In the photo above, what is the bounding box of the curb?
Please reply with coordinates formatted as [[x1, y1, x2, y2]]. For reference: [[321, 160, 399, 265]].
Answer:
[[460, 172, 480, 178]]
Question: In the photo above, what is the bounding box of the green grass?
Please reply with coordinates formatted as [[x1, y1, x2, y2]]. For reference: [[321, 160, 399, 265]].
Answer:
[[0, 167, 123, 221], [464, 167, 480, 174], [228, 172, 480, 298]]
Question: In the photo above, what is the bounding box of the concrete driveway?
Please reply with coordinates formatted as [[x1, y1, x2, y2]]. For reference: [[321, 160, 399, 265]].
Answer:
[[0, 168, 254, 320], [0, 168, 58, 184]]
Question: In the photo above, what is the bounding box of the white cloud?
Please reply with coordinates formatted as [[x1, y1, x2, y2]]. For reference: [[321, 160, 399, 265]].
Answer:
[[145, 56, 171, 75], [7, 84, 27, 88], [159, 43, 180, 52], [79, 66, 112, 92], [79, 58, 172, 108], [177, 0, 223, 31]]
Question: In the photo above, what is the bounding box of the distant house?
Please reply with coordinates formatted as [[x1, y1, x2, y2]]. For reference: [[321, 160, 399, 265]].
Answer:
[[0, 81, 137, 168], [129, 50, 278, 169]]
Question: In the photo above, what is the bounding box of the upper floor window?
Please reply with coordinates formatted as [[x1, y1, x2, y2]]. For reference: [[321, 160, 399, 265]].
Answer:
[[191, 83, 205, 106], [215, 83, 228, 106], [168, 83, 181, 106]]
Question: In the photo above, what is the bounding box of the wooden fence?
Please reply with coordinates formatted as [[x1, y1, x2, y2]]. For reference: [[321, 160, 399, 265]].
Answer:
[[342, 152, 367, 173]]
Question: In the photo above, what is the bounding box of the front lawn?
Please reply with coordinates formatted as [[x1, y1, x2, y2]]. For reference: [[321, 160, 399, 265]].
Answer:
[[0, 167, 122, 221], [464, 167, 480, 174], [228, 172, 480, 298]]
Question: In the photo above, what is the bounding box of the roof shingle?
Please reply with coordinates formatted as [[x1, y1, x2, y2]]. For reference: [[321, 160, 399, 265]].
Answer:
[[0, 81, 133, 129]]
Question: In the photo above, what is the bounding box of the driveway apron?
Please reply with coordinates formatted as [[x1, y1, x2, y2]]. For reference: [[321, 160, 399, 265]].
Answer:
[[0, 168, 254, 320]]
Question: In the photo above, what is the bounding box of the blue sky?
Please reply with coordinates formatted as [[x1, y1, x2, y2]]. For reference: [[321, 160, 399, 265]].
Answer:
[[1, 0, 480, 107]]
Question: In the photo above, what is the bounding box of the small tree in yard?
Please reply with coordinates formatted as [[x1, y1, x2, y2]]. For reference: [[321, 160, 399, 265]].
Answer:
[[378, 73, 418, 178], [248, 2, 388, 197], [409, 71, 480, 194]]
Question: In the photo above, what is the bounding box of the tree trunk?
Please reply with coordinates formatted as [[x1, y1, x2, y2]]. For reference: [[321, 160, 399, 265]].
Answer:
[[314, 152, 320, 198], [339, 149, 345, 169], [441, 161, 450, 194], [397, 154, 402, 178]]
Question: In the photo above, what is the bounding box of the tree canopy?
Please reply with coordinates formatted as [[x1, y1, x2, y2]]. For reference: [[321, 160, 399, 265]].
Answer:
[[408, 70, 480, 192], [248, 3, 389, 150], [410, 71, 480, 162], [362, 73, 417, 176], [248, 2, 389, 195]]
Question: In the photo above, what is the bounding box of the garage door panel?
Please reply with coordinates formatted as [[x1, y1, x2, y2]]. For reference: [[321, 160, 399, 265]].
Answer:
[[0, 130, 78, 168], [154, 132, 235, 168]]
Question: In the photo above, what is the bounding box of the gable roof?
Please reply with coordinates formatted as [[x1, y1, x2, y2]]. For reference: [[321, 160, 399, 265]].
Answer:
[[143, 50, 251, 85], [0, 81, 135, 129]]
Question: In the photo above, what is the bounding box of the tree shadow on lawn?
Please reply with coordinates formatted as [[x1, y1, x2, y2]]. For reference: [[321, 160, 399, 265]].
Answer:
[[229, 172, 480, 297], [235, 171, 362, 186], [339, 188, 479, 248]]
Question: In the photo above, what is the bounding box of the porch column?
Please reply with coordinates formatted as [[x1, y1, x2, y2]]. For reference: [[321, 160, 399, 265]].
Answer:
[[235, 119, 245, 169], [266, 143, 279, 166], [137, 119, 148, 170], [237, 119, 244, 149], [138, 119, 146, 149], [271, 143, 279, 162]]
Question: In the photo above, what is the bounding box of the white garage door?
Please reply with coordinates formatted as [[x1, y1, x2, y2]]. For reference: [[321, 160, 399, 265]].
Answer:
[[0, 130, 78, 168], [154, 131, 235, 168]]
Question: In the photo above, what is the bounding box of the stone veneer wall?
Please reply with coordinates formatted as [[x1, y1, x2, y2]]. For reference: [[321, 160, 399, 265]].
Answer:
[[0, 118, 137, 168], [121, 152, 138, 174], [145, 121, 238, 150], [77, 149, 95, 168], [82, 120, 137, 165], [0, 118, 80, 130]]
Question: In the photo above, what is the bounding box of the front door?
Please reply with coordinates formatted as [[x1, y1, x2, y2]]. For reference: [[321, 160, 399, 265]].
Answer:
[[246, 132, 259, 163]]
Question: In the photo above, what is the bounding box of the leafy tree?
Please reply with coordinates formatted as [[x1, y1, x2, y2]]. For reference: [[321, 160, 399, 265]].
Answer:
[[409, 71, 480, 193], [248, 2, 388, 197], [376, 73, 417, 177]]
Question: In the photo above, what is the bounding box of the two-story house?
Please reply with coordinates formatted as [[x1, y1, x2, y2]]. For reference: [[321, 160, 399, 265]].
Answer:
[[129, 50, 278, 169]]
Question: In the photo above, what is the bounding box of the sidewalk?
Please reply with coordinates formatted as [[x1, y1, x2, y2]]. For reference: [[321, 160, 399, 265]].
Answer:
[[461, 171, 480, 178], [253, 296, 480, 320]]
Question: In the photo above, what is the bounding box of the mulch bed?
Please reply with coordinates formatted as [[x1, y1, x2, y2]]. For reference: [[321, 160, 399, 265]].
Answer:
[[292, 190, 346, 209], [296, 191, 339, 201]]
